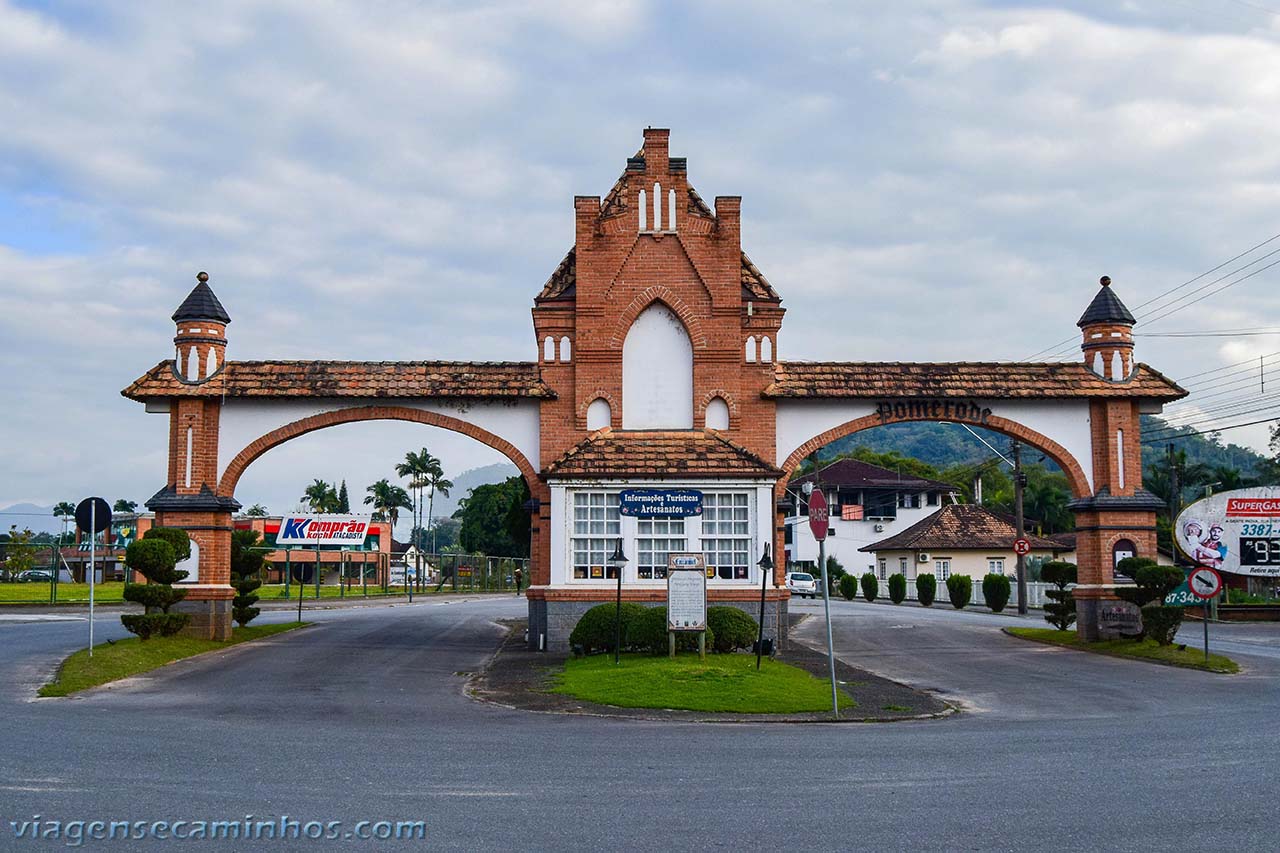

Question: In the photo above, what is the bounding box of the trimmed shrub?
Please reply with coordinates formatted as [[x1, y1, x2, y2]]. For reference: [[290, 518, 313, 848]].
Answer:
[[121, 537, 190, 640], [1041, 561, 1077, 631], [982, 573, 1012, 613], [569, 602, 648, 655], [707, 606, 757, 653], [860, 572, 878, 602], [888, 573, 907, 604], [627, 606, 716, 654], [838, 573, 858, 601], [916, 573, 937, 607], [1141, 605, 1183, 646], [142, 526, 191, 564], [230, 529, 264, 627], [946, 574, 972, 609]]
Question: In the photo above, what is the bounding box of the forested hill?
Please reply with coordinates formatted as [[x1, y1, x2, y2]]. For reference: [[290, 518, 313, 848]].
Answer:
[[817, 417, 1272, 478]]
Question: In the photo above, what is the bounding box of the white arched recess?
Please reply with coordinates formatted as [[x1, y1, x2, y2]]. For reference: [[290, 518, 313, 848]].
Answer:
[[215, 398, 542, 483], [621, 303, 693, 429]]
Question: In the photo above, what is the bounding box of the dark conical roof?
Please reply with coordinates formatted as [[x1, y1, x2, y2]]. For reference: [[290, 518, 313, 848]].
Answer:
[[172, 273, 231, 324], [1077, 276, 1135, 327]]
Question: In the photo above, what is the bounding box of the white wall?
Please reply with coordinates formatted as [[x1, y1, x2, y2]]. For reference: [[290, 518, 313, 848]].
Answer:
[[621, 303, 693, 429], [216, 397, 541, 483]]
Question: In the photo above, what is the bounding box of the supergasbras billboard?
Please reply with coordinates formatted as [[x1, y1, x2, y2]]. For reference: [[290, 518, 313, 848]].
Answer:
[[276, 515, 372, 547], [1174, 487, 1280, 577]]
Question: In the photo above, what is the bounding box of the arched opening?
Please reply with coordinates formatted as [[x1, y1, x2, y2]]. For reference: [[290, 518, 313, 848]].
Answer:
[[745, 336, 757, 363], [760, 336, 773, 363], [206, 347, 218, 377], [705, 397, 730, 430], [668, 188, 676, 231], [621, 303, 693, 429], [638, 188, 647, 230], [543, 336, 555, 363], [586, 397, 612, 431], [559, 337, 571, 362], [653, 182, 662, 230]]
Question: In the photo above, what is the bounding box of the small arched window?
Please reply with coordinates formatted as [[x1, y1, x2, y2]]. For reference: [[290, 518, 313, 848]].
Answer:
[[586, 398, 612, 431], [187, 347, 200, 381], [653, 182, 662, 230], [668, 189, 676, 231], [760, 336, 773, 363], [638, 189, 647, 230], [745, 336, 757, 363], [206, 347, 218, 377], [1111, 350, 1123, 380], [705, 397, 730, 430], [559, 337, 571, 362], [543, 336, 555, 362]]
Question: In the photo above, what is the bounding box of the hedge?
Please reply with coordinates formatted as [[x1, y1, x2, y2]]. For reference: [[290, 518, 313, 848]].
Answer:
[[888, 573, 907, 604], [838, 574, 858, 601], [707, 606, 757, 653], [982, 573, 1011, 613], [860, 572, 878, 602], [946, 574, 972, 609], [569, 602, 648, 654], [916, 573, 936, 607]]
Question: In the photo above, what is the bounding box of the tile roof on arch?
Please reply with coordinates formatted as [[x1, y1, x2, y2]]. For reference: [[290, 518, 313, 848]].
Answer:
[[121, 360, 554, 401], [858, 504, 1064, 553], [765, 362, 1186, 400], [543, 428, 783, 479]]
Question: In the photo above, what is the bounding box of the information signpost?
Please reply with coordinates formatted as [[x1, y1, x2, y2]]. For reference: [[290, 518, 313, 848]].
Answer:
[[667, 554, 707, 660], [807, 487, 839, 720]]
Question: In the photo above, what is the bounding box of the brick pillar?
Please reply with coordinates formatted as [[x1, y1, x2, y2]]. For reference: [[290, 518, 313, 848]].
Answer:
[[152, 508, 235, 640]]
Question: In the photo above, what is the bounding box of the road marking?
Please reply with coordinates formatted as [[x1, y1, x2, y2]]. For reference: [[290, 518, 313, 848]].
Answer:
[[0, 614, 84, 623]]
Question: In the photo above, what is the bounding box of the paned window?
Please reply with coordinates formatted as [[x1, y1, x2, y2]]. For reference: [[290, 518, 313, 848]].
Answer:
[[701, 492, 751, 580], [637, 518, 685, 579], [571, 492, 620, 579]]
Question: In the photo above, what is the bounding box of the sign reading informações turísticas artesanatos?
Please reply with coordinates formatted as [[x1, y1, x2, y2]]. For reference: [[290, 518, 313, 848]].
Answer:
[[276, 515, 372, 546], [619, 489, 703, 517]]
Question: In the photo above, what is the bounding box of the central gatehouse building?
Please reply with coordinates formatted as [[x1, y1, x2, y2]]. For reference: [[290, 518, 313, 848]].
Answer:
[[123, 128, 1186, 649]]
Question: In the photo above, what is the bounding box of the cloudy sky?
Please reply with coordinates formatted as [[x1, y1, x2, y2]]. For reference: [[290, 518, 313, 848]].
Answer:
[[1, 0, 1278, 520]]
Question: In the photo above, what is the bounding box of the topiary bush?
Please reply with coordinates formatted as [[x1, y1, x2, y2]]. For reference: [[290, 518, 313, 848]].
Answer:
[[569, 602, 648, 655], [142, 526, 192, 563], [916, 573, 936, 607], [626, 605, 717, 654], [707, 606, 757, 653], [888, 573, 907, 604], [230, 528, 264, 627], [120, 533, 191, 640], [860, 572, 878, 602], [982, 573, 1011, 613], [1141, 605, 1183, 646], [1116, 562, 1186, 645], [1041, 560, 1077, 631], [838, 573, 858, 601], [946, 574, 972, 609]]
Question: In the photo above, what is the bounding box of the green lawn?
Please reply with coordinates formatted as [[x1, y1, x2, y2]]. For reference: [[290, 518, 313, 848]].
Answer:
[[1006, 627, 1239, 674], [550, 653, 855, 713], [0, 582, 126, 603], [39, 622, 308, 697]]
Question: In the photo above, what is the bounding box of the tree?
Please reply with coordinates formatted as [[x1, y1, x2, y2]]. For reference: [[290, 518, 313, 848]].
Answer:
[[244, 503, 268, 517], [337, 480, 351, 513], [1041, 561, 1077, 631], [454, 477, 528, 557], [396, 448, 435, 555], [1115, 558, 1185, 645], [364, 479, 411, 534], [120, 528, 192, 640], [4, 526, 36, 577], [230, 529, 265, 626], [425, 463, 453, 553], [301, 479, 340, 513], [113, 499, 138, 513]]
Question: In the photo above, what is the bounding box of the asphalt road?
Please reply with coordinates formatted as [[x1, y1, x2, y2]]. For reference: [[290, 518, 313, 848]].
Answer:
[[2, 596, 1278, 851]]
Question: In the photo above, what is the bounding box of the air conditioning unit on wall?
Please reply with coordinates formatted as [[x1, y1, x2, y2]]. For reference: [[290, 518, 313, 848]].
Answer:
[[917, 553, 931, 563]]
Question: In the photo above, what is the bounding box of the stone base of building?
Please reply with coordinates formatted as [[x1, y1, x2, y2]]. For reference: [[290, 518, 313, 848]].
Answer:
[[525, 587, 790, 653], [174, 590, 234, 641], [1074, 586, 1133, 642]]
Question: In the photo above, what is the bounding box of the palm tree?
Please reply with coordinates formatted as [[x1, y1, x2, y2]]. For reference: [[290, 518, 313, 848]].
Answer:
[[425, 465, 453, 554], [396, 448, 435, 551], [113, 499, 138, 513], [364, 479, 412, 534], [53, 501, 75, 549], [301, 479, 339, 513]]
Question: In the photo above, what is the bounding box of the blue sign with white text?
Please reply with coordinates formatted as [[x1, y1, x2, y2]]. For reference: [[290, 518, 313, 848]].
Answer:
[[619, 489, 704, 518]]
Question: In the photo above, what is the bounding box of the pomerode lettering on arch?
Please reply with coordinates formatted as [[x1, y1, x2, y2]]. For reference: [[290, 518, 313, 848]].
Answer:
[[875, 399, 993, 425]]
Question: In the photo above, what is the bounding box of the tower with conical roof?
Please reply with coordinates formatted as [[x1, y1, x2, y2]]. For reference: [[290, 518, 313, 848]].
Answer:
[[1078, 275, 1135, 381], [172, 271, 230, 383]]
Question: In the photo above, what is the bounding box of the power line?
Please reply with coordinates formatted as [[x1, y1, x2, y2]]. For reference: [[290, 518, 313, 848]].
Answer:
[[1142, 415, 1279, 445], [1175, 350, 1279, 384], [1131, 232, 1280, 311], [1138, 256, 1280, 328], [1147, 402, 1280, 436], [1139, 329, 1280, 338], [1160, 397, 1280, 429]]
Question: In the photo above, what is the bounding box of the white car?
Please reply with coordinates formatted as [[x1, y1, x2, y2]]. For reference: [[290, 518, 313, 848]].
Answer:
[[787, 571, 818, 598]]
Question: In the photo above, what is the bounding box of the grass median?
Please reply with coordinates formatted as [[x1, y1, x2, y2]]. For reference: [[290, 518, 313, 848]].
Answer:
[[39, 622, 309, 697], [550, 653, 855, 713], [1006, 627, 1239, 674]]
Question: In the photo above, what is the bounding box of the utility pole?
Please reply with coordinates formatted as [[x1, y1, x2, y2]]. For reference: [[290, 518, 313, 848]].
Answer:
[[1012, 441, 1028, 616]]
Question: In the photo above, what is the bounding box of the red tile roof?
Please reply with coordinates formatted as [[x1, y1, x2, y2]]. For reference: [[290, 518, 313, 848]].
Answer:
[[766, 362, 1185, 400], [859, 504, 1064, 552], [122, 361, 554, 401], [544, 429, 782, 479]]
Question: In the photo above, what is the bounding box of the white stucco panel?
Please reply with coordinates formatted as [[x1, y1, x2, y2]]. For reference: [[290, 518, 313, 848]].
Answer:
[[216, 397, 541, 482]]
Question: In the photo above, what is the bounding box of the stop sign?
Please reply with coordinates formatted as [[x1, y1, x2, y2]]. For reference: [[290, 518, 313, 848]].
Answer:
[[808, 489, 829, 541]]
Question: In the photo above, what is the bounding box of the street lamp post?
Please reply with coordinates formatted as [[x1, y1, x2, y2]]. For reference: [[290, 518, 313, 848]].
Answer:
[[610, 540, 628, 665], [756, 543, 773, 670]]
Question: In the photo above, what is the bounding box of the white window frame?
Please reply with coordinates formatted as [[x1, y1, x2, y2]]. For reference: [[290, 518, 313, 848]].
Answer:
[[570, 491, 621, 580], [934, 559, 951, 581], [988, 558, 1005, 575]]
